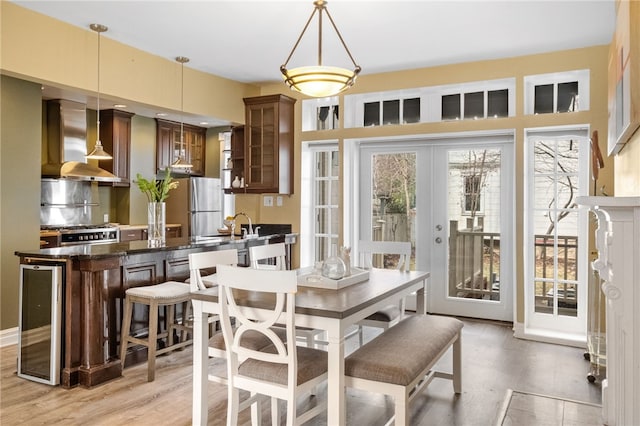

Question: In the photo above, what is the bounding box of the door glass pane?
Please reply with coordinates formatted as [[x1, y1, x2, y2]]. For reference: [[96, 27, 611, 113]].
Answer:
[[312, 149, 339, 264], [447, 148, 501, 301], [369, 152, 416, 268], [530, 137, 582, 321]]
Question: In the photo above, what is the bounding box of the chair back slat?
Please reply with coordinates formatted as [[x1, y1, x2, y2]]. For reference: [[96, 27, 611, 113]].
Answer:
[[358, 240, 412, 272], [249, 243, 287, 270], [188, 249, 238, 291]]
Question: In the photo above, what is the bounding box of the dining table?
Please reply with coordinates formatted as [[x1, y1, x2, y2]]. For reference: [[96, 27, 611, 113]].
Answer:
[[191, 267, 430, 426]]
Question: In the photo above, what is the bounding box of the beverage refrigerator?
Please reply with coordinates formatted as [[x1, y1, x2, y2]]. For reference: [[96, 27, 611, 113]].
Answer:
[[18, 263, 63, 385]]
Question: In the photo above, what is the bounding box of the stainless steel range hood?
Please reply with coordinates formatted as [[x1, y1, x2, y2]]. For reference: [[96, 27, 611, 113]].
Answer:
[[41, 99, 120, 182]]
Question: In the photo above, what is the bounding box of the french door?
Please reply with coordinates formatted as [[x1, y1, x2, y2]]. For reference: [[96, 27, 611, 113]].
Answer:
[[358, 134, 514, 321]]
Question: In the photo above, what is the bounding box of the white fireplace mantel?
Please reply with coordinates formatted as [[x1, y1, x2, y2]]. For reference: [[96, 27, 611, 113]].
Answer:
[[576, 196, 640, 426]]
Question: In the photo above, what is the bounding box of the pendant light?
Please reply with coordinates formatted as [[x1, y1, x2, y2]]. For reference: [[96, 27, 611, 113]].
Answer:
[[171, 56, 193, 169], [86, 23, 112, 160], [281, 0, 361, 98]]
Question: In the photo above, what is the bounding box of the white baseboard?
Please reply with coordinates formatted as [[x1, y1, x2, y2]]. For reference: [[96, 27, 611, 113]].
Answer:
[[513, 321, 586, 348], [0, 327, 19, 348]]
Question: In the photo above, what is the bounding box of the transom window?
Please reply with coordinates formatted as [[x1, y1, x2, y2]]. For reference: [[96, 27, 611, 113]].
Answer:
[[343, 78, 514, 128], [441, 89, 509, 121], [524, 70, 590, 115]]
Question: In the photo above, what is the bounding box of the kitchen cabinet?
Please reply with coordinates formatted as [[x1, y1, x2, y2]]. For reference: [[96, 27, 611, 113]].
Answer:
[[120, 225, 181, 242], [119, 228, 143, 242], [99, 109, 134, 187], [227, 94, 295, 194], [155, 119, 206, 176], [225, 126, 245, 191]]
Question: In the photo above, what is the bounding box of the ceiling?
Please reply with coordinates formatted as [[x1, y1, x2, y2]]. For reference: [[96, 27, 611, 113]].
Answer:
[[12, 0, 616, 126]]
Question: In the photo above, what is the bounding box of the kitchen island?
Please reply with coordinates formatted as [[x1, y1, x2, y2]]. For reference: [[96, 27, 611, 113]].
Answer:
[[15, 233, 297, 388]]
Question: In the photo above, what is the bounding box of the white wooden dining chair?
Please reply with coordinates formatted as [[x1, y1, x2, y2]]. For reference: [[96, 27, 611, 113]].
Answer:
[[216, 264, 328, 426], [249, 243, 326, 349], [356, 240, 412, 346], [190, 249, 286, 424], [188, 249, 237, 384]]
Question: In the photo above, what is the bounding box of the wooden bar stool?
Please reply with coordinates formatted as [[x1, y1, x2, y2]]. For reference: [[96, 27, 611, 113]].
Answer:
[[120, 281, 192, 382]]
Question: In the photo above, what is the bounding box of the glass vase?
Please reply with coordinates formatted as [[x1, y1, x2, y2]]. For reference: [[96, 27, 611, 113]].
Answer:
[[147, 202, 166, 247], [322, 244, 346, 280]]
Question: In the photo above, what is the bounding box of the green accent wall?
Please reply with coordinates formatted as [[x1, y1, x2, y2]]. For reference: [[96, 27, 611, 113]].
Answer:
[[1, 75, 42, 330]]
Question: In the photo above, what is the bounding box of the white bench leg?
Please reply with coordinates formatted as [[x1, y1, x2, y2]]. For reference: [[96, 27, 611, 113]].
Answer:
[[395, 389, 409, 426], [453, 334, 462, 394]]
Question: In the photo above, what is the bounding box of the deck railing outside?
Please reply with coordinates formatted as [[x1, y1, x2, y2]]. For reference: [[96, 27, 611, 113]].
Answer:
[[450, 219, 578, 313]]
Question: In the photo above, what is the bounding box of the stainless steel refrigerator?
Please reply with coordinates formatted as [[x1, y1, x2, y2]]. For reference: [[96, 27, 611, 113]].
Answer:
[[166, 177, 222, 239]]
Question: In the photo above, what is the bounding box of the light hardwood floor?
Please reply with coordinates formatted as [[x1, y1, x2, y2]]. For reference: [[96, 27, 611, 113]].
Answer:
[[0, 319, 602, 425]]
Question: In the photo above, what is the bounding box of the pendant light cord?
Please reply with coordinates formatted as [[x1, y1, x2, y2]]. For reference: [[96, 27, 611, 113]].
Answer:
[[180, 59, 184, 156], [96, 29, 101, 144]]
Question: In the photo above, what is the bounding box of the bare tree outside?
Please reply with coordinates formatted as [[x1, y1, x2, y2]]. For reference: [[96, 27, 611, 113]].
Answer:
[[372, 153, 415, 235]]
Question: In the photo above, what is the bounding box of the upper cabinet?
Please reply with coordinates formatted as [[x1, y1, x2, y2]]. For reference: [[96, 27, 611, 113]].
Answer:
[[155, 119, 206, 176], [99, 109, 134, 187], [231, 94, 295, 194], [607, 0, 640, 155]]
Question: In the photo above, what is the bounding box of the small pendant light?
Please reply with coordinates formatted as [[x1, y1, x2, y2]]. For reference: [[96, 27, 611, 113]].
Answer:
[[87, 23, 112, 160], [171, 56, 193, 169]]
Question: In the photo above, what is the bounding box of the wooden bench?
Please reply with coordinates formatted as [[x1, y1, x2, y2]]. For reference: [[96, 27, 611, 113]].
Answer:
[[345, 314, 463, 425]]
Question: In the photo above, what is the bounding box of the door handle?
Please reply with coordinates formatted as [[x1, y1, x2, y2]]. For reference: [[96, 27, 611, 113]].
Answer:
[[435, 237, 442, 244]]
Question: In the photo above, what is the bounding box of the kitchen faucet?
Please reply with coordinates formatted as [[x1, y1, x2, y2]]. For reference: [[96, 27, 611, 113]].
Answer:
[[233, 212, 255, 238]]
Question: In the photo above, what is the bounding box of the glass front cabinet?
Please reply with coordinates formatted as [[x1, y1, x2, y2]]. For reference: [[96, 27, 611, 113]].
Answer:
[[236, 94, 295, 194]]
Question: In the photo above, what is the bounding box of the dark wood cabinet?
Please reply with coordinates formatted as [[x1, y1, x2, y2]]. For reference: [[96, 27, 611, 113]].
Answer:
[[225, 126, 245, 191], [227, 95, 295, 194], [155, 119, 206, 176], [99, 109, 134, 187], [121, 225, 181, 242]]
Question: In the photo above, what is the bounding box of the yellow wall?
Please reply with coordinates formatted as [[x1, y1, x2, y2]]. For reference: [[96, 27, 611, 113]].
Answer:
[[0, 2, 258, 126], [614, 125, 640, 196]]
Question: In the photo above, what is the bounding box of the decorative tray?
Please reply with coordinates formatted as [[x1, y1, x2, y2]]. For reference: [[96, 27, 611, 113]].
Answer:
[[297, 267, 369, 290]]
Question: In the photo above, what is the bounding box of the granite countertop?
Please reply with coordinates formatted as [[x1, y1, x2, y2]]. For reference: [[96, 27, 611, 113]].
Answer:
[[17, 233, 298, 260]]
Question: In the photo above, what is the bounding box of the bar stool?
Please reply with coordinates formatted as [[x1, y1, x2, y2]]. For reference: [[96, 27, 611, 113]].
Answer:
[[120, 281, 192, 382]]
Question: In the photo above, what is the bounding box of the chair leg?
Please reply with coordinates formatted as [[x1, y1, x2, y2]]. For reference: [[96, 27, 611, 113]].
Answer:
[[286, 396, 296, 426], [453, 334, 462, 394], [147, 300, 158, 382], [271, 397, 280, 426], [227, 386, 239, 426], [167, 304, 175, 347], [358, 326, 364, 346], [250, 392, 262, 426], [120, 295, 133, 368]]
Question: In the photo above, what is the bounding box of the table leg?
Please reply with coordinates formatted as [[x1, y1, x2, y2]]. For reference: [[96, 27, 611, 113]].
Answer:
[[326, 327, 346, 425], [192, 301, 208, 425], [416, 278, 427, 314]]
